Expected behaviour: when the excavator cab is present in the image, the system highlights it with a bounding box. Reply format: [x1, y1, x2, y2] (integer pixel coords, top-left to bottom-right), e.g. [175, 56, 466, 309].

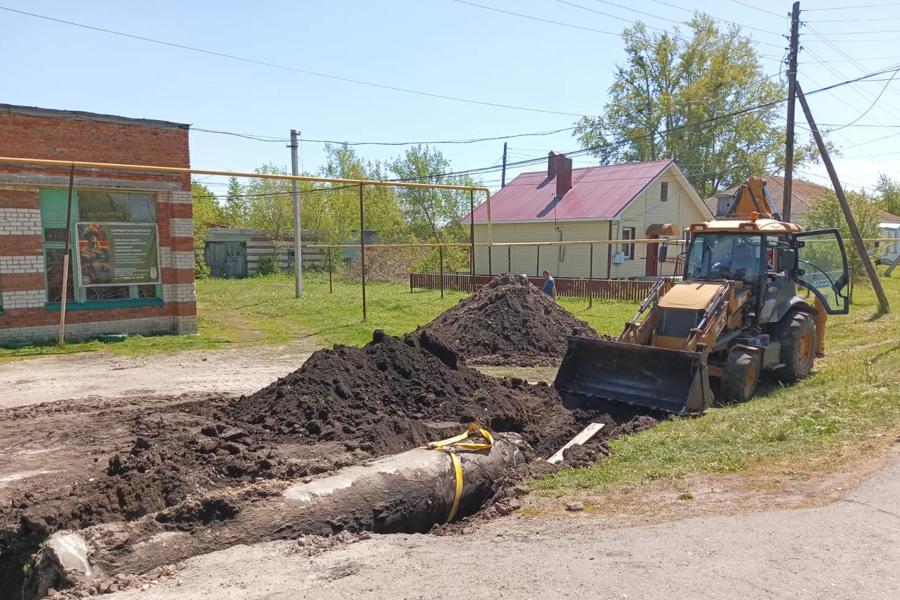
[555, 178, 851, 415]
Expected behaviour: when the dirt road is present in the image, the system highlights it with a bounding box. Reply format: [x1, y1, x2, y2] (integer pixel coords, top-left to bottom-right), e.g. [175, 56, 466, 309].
[105, 448, 900, 600]
[0, 342, 315, 410]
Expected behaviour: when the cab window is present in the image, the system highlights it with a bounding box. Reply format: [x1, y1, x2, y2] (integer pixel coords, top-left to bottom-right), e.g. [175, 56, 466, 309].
[685, 234, 764, 282]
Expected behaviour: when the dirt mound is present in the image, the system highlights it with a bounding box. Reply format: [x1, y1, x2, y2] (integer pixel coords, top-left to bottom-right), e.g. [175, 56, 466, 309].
[227, 329, 585, 457]
[421, 273, 601, 366]
[1, 329, 662, 598]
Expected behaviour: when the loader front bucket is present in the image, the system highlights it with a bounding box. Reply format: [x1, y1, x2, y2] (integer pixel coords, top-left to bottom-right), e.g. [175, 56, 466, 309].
[554, 336, 713, 415]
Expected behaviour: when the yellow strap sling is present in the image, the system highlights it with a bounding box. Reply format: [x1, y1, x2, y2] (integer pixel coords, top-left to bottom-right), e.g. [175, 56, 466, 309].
[424, 423, 494, 523]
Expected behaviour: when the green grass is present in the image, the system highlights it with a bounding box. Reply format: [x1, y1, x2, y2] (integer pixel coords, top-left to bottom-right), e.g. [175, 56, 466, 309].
[198, 273, 471, 347]
[535, 273, 900, 492]
[0, 273, 637, 360]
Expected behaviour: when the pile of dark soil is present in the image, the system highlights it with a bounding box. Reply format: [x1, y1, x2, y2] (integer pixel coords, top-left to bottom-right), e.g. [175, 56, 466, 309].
[227, 329, 652, 460]
[2, 328, 661, 599]
[421, 273, 602, 366]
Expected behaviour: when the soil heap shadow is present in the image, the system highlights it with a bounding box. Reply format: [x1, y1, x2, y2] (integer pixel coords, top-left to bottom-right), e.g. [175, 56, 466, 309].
[419, 273, 604, 366]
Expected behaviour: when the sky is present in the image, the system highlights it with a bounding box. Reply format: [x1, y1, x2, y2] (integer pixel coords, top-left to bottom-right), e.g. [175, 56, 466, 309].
[3, 0, 900, 198]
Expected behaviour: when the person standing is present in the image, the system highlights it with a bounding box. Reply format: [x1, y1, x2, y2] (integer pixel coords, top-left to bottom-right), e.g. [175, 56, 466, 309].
[541, 270, 557, 302]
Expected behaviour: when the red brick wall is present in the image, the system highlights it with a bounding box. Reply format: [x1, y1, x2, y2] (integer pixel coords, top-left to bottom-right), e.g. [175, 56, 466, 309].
[0, 108, 196, 341]
[0, 112, 190, 191]
[0, 301, 196, 329]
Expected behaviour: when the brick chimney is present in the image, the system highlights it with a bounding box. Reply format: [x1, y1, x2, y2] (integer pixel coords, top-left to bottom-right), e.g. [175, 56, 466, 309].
[555, 153, 573, 197]
[547, 151, 559, 179]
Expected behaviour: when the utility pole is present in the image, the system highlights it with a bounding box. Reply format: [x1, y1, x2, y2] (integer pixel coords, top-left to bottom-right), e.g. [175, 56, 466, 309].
[501, 141, 508, 188]
[796, 82, 890, 314]
[290, 129, 303, 298]
[783, 1, 801, 222]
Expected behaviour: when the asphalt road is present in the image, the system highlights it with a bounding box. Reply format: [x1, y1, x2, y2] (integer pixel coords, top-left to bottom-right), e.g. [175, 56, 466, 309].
[109, 447, 900, 600]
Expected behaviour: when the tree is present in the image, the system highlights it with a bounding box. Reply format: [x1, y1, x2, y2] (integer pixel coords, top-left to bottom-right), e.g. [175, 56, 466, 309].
[388, 145, 478, 272]
[191, 182, 223, 248]
[875, 173, 900, 216]
[574, 15, 815, 197]
[223, 176, 248, 226]
[244, 164, 294, 263]
[805, 190, 883, 283]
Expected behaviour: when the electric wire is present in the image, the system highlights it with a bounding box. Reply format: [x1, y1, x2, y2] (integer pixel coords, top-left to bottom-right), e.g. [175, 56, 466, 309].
[199, 66, 900, 199]
[0, 4, 590, 118]
[192, 126, 579, 146]
[449, 0, 619, 35]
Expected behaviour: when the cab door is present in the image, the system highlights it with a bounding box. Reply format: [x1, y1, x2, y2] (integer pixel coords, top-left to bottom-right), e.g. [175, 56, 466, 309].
[792, 229, 850, 314]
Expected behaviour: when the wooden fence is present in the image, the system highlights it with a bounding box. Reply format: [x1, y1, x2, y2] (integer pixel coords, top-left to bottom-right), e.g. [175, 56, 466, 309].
[409, 273, 654, 302]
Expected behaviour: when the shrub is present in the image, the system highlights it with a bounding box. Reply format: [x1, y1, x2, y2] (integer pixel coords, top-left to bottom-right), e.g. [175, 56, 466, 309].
[256, 255, 278, 276]
[194, 253, 211, 279]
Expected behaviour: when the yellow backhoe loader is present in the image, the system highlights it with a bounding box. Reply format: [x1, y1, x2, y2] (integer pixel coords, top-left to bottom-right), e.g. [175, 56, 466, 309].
[555, 177, 851, 414]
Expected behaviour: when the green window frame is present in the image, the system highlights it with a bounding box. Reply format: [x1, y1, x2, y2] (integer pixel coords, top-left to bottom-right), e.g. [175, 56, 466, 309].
[39, 188, 163, 310]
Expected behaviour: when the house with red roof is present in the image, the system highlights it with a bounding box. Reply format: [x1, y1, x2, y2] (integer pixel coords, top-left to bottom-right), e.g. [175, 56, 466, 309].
[467, 153, 711, 279]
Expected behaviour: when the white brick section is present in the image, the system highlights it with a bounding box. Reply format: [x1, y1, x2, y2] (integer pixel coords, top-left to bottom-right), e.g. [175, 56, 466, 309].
[0, 255, 44, 274]
[159, 246, 172, 269]
[169, 190, 191, 204]
[0, 208, 41, 236]
[176, 315, 198, 335]
[163, 283, 196, 303]
[170, 218, 193, 238]
[158, 248, 194, 270]
[1, 289, 46, 309]
[172, 250, 195, 270]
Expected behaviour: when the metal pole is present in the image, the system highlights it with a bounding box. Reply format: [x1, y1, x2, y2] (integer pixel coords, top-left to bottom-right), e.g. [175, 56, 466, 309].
[796, 82, 890, 314]
[536, 245, 540, 277]
[328, 249, 333, 294]
[501, 142, 508, 188]
[783, 1, 801, 221]
[290, 129, 303, 298]
[588, 243, 594, 309]
[507, 244, 512, 273]
[359, 184, 367, 321]
[606, 222, 614, 278]
[469, 189, 475, 276]
[58, 165, 75, 346]
[439, 245, 445, 299]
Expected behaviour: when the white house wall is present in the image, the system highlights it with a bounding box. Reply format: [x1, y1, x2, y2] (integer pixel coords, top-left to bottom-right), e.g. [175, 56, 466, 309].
[474, 221, 611, 278]
[612, 166, 708, 278]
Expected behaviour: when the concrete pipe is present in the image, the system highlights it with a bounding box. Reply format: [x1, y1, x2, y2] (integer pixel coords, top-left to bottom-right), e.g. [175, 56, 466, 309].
[24, 433, 526, 598]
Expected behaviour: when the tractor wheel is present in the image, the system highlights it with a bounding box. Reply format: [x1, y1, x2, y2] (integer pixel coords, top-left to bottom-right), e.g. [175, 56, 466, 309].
[775, 311, 817, 383]
[720, 348, 761, 403]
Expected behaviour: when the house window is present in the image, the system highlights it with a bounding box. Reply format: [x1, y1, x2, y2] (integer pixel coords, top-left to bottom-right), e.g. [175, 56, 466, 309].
[660, 182, 669, 202]
[621, 227, 636, 260]
[40, 189, 162, 306]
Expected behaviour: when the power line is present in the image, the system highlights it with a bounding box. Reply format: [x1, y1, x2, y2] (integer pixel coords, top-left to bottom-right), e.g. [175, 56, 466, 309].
[0, 4, 589, 118]
[647, 0, 786, 41]
[805, 2, 900, 11]
[192, 125, 578, 147]
[727, 0, 784, 19]
[201, 66, 900, 198]
[806, 16, 900, 22]
[555, 0, 649, 27]
[804, 24, 900, 123]
[823, 70, 900, 133]
[449, 0, 619, 35]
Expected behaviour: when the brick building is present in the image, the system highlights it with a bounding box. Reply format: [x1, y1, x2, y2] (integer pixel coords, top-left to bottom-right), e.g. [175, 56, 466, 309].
[0, 104, 196, 343]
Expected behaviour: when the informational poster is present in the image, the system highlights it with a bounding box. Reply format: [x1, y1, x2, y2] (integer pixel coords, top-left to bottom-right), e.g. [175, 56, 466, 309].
[75, 222, 160, 286]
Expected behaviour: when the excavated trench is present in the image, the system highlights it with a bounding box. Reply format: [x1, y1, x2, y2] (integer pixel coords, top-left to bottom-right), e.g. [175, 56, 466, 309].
[0, 276, 659, 599]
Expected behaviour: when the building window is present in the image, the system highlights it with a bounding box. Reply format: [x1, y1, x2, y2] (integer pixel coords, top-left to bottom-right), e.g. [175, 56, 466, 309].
[39, 189, 161, 306]
[621, 227, 636, 260]
[660, 182, 669, 202]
